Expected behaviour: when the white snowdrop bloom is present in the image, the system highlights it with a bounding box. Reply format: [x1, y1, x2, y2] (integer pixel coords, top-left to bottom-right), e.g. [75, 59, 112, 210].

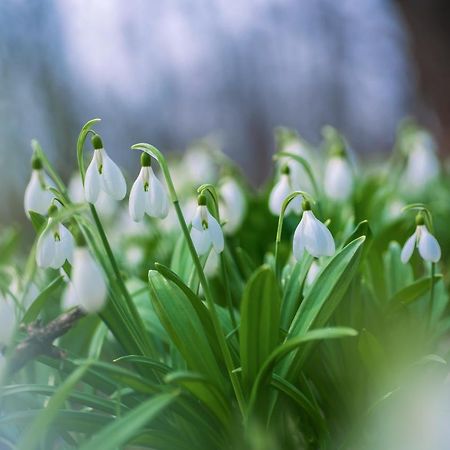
[191, 196, 224, 256]
[24, 157, 54, 217]
[63, 246, 107, 313]
[293, 201, 335, 260]
[324, 154, 353, 201]
[401, 215, 441, 264]
[129, 152, 169, 222]
[84, 134, 126, 204]
[219, 177, 246, 234]
[305, 259, 321, 286]
[0, 298, 15, 346]
[403, 132, 440, 191]
[184, 146, 218, 185]
[36, 208, 74, 269]
[269, 166, 302, 216]
[281, 140, 314, 193]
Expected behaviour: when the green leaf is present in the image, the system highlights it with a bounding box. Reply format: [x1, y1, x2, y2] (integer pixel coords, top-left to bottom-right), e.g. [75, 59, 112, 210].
[22, 276, 64, 324]
[78, 391, 178, 450]
[358, 329, 385, 374]
[387, 275, 442, 312]
[16, 362, 91, 450]
[240, 265, 280, 390]
[148, 270, 225, 387]
[282, 236, 366, 380]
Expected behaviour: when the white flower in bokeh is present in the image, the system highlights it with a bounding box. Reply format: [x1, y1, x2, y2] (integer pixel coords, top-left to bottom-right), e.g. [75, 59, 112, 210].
[324, 154, 353, 201]
[129, 152, 169, 221]
[36, 210, 74, 269]
[403, 131, 440, 191]
[293, 201, 335, 260]
[281, 139, 314, 193]
[84, 134, 126, 204]
[269, 166, 302, 216]
[24, 157, 54, 217]
[191, 196, 224, 256]
[305, 259, 321, 286]
[401, 216, 441, 264]
[219, 177, 246, 234]
[63, 246, 107, 313]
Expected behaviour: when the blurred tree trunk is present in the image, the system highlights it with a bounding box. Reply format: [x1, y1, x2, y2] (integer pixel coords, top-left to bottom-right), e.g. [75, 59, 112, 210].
[396, 0, 450, 154]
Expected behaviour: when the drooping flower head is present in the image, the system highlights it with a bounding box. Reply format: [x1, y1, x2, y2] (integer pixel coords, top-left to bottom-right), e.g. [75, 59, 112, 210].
[219, 177, 246, 234]
[323, 144, 353, 201]
[24, 156, 54, 217]
[84, 134, 127, 204]
[36, 204, 75, 270]
[190, 194, 224, 256]
[293, 200, 335, 260]
[269, 165, 302, 216]
[401, 212, 441, 264]
[129, 152, 169, 222]
[63, 242, 107, 313]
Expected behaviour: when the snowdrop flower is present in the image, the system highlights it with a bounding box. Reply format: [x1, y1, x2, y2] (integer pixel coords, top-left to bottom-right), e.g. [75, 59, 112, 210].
[63, 245, 107, 313]
[281, 139, 314, 193]
[269, 166, 302, 216]
[36, 205, 74, 269]
[401, 213, 441, 264]
[191, 195, 224, 256]
[84, 134, 126, 204]
[24, 156, 54, 217]
[129, 152, 169, 221]
[219, 177, 246, 234]
[293, 200, 335, 260]
[324, 148, 353, 201]
[402, 131, 439, 192]
[0, 297, 15, 346]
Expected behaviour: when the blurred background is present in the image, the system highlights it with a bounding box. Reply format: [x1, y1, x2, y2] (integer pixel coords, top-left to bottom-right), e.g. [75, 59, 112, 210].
[0, 0, 449, 223]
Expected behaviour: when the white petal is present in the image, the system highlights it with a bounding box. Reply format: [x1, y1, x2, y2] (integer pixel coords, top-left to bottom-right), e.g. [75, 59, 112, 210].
[71, 248, 107, 313]
[303, 211, 335, 257]
[50, 225, 74, 269]
[292, 216, 306, 261]
[0, 300, 15, 346]
[418, 226, 441, 263]
[100, 150, 127, 200]
[84, 155, 101, 203]
[269, 175, 292, 215]
[36, 228, 56, 268]
[220, 178, 246, 233]
[191, 227, 211, 256]
[324, 157, 353, 201]
[62, 282, 80, 310]
[207, 213, 224, 253]
[129, 172, 146, 222]
[24, 170, 53, 216]
[306, 260, 321, 286]
[191, 206, 206, 230]
[400, 232, 416, 264]
[147, 170, 169, 218]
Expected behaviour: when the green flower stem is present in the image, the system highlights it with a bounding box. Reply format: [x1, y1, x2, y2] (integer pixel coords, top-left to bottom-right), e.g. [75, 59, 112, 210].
[274, 191, 310, 280]
[197, 184, 237, 329]
[132, 143, 246, 416]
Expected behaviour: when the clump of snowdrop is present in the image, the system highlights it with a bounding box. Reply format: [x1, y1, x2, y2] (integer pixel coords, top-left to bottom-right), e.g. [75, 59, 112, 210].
[219, 177, 246, 234]
[323, 141, 353, 202]
[402, 131, 440, 192]
[401, 212, 441, 264]
[129, 152, 169, 222]
[24, 156, 54, 217]
[36, 205, 75, 269]
[84, 134, 127, 204]
[190, 195, 224, 256]
[63, 242, 107, 313]
[269, 165, 302, 216]
[293, 200, 335, 260]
